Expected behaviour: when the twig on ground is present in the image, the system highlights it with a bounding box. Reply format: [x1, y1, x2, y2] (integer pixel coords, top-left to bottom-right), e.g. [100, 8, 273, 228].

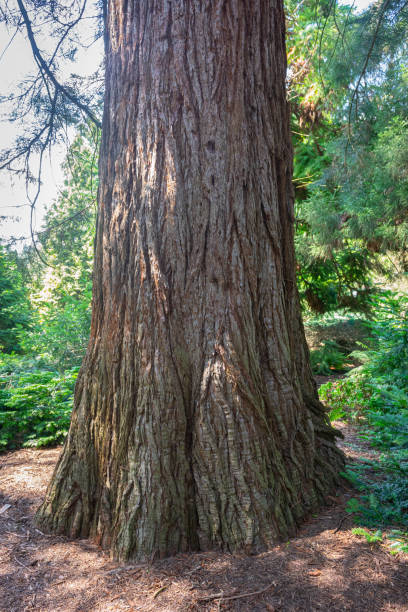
[334, 516, 348, 533]
[106, 564, 144, 575]
[184, 564, 202, 575]
[197, 582, 275, 603]
[35, 528, 45, 536]
[6, 531, 26, 538]
[13, 556, 33, 572]
[152, 585, 168, 599]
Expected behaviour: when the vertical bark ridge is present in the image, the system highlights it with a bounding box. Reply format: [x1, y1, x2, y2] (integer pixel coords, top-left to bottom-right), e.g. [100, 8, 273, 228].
[36, 0, 344, 560]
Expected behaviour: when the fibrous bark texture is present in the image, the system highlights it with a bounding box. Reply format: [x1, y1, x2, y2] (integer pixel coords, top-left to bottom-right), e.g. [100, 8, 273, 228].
[36, 0, 344, 560]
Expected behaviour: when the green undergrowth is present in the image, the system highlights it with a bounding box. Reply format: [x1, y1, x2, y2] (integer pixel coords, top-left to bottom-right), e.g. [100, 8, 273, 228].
[319, 292, 408, 555]
[310, 339, 349, 375]
[351, 528, 408, 555]
[305, 310, 370, 375]
[0, 355, 78, 450]
[342, 462, 408, 554]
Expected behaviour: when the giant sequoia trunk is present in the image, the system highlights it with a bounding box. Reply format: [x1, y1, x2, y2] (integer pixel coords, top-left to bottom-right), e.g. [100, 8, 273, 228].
[36, 0, 344, 560]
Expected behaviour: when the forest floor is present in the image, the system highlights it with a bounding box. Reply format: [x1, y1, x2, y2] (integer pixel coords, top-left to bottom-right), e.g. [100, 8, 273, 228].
[1, 423, 407, 612]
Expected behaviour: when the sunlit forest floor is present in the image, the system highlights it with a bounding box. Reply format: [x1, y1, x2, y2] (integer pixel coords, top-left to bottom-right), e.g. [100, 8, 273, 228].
[1, 420, 407, 612]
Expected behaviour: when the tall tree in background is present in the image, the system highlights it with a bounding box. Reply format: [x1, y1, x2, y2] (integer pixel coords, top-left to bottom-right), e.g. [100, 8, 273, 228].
[0, 246, 30, 353]
[287, 0, 408, 313]
[35, 0, 344, 560]
[21, 125, 98, 370]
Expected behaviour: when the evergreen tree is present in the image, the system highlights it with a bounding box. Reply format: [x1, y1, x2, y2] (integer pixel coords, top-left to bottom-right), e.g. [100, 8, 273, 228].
[21, 124, 98, 369]
[0, 246, 30, 353]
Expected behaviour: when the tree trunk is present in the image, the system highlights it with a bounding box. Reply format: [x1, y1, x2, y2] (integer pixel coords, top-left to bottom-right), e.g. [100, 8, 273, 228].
[36, 0, 344, 560]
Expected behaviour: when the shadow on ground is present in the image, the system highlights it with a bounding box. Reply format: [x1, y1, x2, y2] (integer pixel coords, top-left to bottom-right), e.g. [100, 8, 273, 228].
[1, 443, 407, 611]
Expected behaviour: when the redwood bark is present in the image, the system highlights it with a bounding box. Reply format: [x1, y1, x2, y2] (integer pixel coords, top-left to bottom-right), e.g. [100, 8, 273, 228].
[36, 0, 344, 560]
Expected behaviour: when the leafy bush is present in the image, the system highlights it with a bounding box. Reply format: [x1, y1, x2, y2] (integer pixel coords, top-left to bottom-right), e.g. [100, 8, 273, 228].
[351, 527, 383, 544]
[320, 375, 371, 421]
[0, 247, 31, 353]
[351, 528, 408, 555]
[344, 468, 408, 529]
[321, 292, 408, 433]
[306, 312, 368, 376]
[20, 293, 92, 371]
[320, 292, 408, 545]
[310, 339, 347, 375]
[0, 361, 78, 450]
[0, 127, 94, 449]
[16, 125, 96, 372]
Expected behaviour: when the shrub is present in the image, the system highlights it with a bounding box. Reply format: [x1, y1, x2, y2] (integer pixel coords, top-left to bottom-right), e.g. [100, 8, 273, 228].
[310, 339, 348, 375]
[0, 363, 78, 450]
[320, 292, 408, 545]
[320, 291, 408, 439]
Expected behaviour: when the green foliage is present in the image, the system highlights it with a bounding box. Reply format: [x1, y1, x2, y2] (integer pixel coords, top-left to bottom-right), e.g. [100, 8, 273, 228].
[39, 123, 98, 273]
[351, 528, 383, 544]
[287, 0, 408, 313]
[306, 311, 369, 376]
[296, 233, 373, 313]
[344, 469, 408, 529]
[310, 339, 347, 375]
[320, 375, 372, 421]
[322, 292, 408, 430]
[312, 117, 408, 255]
[20, 123, 98, 370]
[20, 290, 92, 370]
[321, 292, 408, 551]
[0, 124, 96, 450]
[387, 531, 408, 555]
[0, 356, 78, 450]
[352, 527, 408, 554]
[0, 246, 31, 353]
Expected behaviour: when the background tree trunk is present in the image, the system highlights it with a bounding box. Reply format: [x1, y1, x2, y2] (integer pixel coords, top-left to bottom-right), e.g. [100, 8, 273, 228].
[36, 0, 344, 560]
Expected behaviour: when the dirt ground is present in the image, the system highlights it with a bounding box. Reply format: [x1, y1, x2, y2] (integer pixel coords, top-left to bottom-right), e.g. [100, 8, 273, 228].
[1, 424, 407, 612]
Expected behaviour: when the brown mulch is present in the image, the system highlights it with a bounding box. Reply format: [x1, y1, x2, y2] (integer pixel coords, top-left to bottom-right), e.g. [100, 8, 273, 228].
[1, 427, 407, 612]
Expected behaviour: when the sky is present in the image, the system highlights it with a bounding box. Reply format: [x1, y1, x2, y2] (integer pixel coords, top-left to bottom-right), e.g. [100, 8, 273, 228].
[0, 0, 374, 247]
[0, 3, 103, 246]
